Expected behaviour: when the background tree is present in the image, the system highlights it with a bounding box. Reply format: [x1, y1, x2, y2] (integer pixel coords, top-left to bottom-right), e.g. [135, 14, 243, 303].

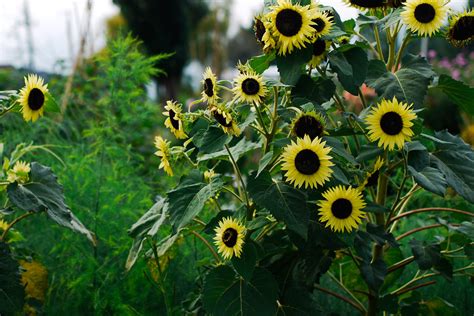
[112, 0, 208, 100]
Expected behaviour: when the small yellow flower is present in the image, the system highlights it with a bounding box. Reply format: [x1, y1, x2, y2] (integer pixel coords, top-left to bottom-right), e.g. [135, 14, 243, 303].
[359, 157, 385, 189]
[201, 67, 219, 105]
[210, 106, 241, 136]
[213, 217, 246, 260]
[154, 136, 173, 176]
[0, 220, 8, 231]
[18, 74, 49, 122]
[163, 100, 187, 139]
[365, 97, 417, 151]
[318, 185, 366, 233]
[7, 161, 31, 184]
[461, 124, 474, 147]
[19, 260, 49, 302]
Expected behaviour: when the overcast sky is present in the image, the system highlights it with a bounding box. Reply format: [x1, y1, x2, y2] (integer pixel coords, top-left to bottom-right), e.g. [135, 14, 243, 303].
[0, 0, 467, 72]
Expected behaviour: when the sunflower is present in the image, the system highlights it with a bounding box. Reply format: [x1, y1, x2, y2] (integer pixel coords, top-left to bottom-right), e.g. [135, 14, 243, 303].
[18, 74, 49, 122]
[447, 10, 474, 47]
[233, 70, 267, 104]
[308, 38, 330, 68]
[213, 217, 246, 260]
[318, 185, 366, 233]
[154, 136, 173, 176]
[311, 10, 333, 38]
[254, 16, 276, 53]
[211, 106, 241, 136]
[201, 67, 219, 105]
[401, 0, 448, 37]
[281, 135, 334, 189]
[338, 36, 351, 45]
[163, 100, 187, 139]
[7, 161, 31, 184]
[360, 157, 385, 189]
[344, 0, 387, 10]
[0, 220, 8, 231]
[365, 97, 417, 151]
[265, 0, 317, 55]
[291, 111, 326, 140]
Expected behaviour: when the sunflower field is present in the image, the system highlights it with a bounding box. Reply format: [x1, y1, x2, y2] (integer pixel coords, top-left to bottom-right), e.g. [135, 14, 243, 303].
[1, 0, 474, 315]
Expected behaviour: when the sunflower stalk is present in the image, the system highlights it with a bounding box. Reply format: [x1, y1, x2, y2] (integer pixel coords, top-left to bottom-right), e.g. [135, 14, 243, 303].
[0, 211, 35, 241]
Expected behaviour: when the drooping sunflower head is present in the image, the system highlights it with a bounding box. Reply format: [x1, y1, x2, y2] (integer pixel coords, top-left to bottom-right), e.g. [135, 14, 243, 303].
[318, 185, 366, 233]
[447, 10, 474, 47]
[308, 37, 331, 68]
[281, 135, 334, 189]
[211, 106, 241, 136]
[233, 70, 267, 104]
[401, 0, 448, 37]
[266, 0, 317, 55]
[163, 100, 187, 139]
[7, 161, 31, 184]
[291, 111, 326, 140]
[213, 217, 246, 260]
[254, 15, 277, 53]
[201, 67, 219, 105]
[360, 156, 385, 189]
[344, 0, 387, 10]
[154, 136, 173, 176]
[18, 74, 49, 122]
[338, 36, 351, 45]
[311, 10, 333, 38]
[365, 97, 417, 151]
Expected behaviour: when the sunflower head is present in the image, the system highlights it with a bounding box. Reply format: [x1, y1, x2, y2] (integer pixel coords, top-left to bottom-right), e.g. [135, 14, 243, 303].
[211, 106, 241, 136]
[291, 111, 326, 140]
[213, 217, 246, 260]
[318, 185, 366, 233]
[360, 157, 385, 189]
[447, 10, 474, 47]
[163, 100, 187, 139]
[201, 67, 219, 105]
[18, 74, 49, 122]
[338, 36, 351, 45]
[233, 70, 267, 104]
[309, 38, 331, 68]
[266, 0, 317, 55]
[7, 161, 31, 184]
[154, 136, 173, 176]
[365, 97, 417, 151]
[401, 0, 448, 37]
[311, 10, 333, 38]
[344, 0, 387, 10]
[281, 135, 334, 189]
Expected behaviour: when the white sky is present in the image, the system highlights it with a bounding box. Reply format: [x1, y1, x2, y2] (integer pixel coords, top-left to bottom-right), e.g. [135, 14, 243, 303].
[0, 0, 467, 72]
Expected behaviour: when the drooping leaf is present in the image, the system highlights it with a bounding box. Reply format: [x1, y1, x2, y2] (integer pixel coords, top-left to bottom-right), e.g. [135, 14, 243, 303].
[408, 166, 447, 197]
[257, 151, 274, 177]
[329, 46, 368, 95]
[203, 266, 279, 316]
[7, 162, 94, 243]
[198, 138, 260, 162]
[193, 124, 231, 154]
[276, 46, 312, 85]
[232, 241, 258, 281]
[167, 173, 223, 230]
[292, 75, 336, 105]
[248, 171, 309, 239]
[44, 92, 61, 113]
[366, 223, 399, 248]
[409, 239, 453, 279]
[0, 242, 25, 315]
[360, 259, 387, 291]
[249, 52, 276, 74]
[419, 297, 458, 316]
[436, 74, 474, 115]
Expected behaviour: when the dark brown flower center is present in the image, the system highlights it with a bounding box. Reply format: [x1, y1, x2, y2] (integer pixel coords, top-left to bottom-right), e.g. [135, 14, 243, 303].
[204, 78, 214, 97]
[28, 88, 45, 111]
[254, 18, 265, 43]
[380, 111, 403, 136]
[449, 15, 474, 41]
[414, 3, 436, 24]
[295, 149, 320, 175]
[331, 198, 353, 219]
[312, 18, 326, 33]
[294, 115, 324, 140]
[168, 109, 180, 130]
[350, 0, 386, 8]
[222, 228, 238, 247]
[366, 170, 379, 187]
[213, 110, 233, 127]
[312, 38, 327, 56]
[276, 9, 303, 37]
[242, 78, 260, 96]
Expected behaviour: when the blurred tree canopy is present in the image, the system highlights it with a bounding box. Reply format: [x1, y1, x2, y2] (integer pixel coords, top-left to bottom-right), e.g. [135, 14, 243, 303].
[112, 0, 208, 99]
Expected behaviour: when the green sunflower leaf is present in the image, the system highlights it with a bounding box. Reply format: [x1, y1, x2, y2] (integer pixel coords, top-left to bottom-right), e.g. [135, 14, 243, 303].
[328, 46, 368, 95]
[197, 138, 260, 162]
[167, 172, 224, 230]
[203, 265, 279, 316]
[257, 150, 274, 177]
[44, 92, 61, 113]
[292, 75, 336, 105]
[276, 46, 313, 86]
[232, 241, 258, 281]
[436, 74, 474, 116]
[365, 55, 434, 108]
[249, 52, 276, 74]
[0, 242, 25, 315]
[248, 170, 309, 239]
[360, 259, 387, 292]
[6, 162, 94, 243]
[409, 240, 453, 280]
